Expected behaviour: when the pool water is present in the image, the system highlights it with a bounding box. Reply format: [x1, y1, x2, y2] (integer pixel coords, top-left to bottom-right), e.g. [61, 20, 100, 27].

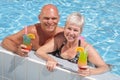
[0, 0, 120, 75]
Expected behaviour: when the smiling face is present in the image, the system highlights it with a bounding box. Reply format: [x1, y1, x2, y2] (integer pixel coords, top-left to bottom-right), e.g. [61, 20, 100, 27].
[64, 12, 84, 43]
[64, 23, 81, 42]
[39, 4, 60, 32]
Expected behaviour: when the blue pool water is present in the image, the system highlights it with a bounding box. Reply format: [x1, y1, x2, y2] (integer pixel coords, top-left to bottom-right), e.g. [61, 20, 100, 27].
[0, 0, 120, 76]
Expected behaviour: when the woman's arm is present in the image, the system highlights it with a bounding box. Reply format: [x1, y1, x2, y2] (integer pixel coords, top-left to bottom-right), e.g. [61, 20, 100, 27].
[80, 40, 110, 76]
[87, 44, 110, 75]
[36, 38, 56, 61]
[36, 38, 58, 71]
[36, 33, 65, 71]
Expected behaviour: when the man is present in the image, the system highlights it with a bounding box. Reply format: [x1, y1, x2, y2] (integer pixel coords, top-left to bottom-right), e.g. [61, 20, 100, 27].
[1, 4, 63, 57]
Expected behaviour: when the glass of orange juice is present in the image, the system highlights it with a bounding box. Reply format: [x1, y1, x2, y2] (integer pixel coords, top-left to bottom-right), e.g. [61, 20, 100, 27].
[76, 47, 88, 70]
[23, 33, 35, 51]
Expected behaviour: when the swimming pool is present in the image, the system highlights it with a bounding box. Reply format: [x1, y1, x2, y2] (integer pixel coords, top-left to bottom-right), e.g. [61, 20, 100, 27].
[0, 0, 120, 76]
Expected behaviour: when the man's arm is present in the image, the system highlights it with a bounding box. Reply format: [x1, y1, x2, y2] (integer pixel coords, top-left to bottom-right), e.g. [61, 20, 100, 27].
[1, 33, 22, 53]
[1, 28, 30, 56]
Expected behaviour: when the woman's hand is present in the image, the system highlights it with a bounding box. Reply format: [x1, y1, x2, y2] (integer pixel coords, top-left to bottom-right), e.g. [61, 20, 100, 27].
[78, 66, 91, 76]
[46, 60, 58, 71]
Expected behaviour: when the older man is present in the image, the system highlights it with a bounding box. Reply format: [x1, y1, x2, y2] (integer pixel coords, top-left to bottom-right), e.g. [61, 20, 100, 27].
[1, 4, 63, 57]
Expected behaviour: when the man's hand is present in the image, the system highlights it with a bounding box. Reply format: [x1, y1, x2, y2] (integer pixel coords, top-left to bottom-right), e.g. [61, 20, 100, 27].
[17, 44, 30, 57]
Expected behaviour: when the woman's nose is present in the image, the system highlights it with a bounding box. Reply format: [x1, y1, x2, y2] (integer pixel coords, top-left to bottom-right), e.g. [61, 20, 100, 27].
[69, 30, 74, 35]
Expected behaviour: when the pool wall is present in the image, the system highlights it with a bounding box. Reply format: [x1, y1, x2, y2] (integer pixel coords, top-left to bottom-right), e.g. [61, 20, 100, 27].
[0, 0, 120, 76]
[0, 46, 120, 80]
[0, 46, 86, 80]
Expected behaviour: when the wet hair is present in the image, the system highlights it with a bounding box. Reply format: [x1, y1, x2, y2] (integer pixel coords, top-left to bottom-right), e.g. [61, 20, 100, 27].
[65, 12, 84, 32]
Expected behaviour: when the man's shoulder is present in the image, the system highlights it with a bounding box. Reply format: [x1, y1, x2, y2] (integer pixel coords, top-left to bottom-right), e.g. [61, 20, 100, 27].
[54, 32, 65, 44]
[27, 24, 36, 28]
[56, 26, 64, 34]
[27, 24, 38, 33]
[54, 32, 64, 38]
[27, 23, 40, 27]
[57, 26, 64, 30]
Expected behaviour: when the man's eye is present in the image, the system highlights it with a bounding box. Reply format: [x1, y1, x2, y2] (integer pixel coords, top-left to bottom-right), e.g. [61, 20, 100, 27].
[44, 17, 49, 20]
[52, 18, 57, 20]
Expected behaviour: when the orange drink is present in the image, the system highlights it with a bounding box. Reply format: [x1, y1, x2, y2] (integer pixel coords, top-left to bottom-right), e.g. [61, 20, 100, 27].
[76, 47, 87, 70]
[23, 33, 35, 51]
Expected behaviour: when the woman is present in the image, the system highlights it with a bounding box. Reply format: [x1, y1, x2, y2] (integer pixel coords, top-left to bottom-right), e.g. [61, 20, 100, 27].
[36, 12, 110, 76]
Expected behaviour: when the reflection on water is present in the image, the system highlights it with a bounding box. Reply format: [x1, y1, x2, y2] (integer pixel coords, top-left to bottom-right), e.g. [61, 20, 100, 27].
[0, 0, 120, 75]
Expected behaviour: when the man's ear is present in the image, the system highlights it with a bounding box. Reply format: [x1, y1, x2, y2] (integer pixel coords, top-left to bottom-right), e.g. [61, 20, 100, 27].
[38, 14, 41, 20]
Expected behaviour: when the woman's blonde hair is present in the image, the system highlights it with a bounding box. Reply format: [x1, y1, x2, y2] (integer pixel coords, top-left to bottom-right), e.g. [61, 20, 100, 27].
[65, 12, 84, 32]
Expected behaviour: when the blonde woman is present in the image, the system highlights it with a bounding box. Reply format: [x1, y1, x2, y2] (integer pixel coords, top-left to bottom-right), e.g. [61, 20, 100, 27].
[36, 12, 110, 76]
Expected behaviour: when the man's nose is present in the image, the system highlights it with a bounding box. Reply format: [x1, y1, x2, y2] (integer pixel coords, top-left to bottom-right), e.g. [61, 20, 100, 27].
[48, 19, 53, 24]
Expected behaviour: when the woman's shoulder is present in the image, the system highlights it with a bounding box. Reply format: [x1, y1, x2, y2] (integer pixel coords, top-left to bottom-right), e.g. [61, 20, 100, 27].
[56, 26, 64, 31]
[80, 36, 90, 48]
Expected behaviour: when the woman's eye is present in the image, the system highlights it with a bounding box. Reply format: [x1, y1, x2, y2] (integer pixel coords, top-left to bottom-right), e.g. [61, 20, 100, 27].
[74, 29, 79, 32]
[67, 27, 71, 30]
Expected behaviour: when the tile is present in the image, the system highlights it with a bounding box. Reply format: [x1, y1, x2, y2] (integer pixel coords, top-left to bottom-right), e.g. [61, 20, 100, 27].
[2, 51, 15, 80]
[14, 55, 27, 80]
[27, 59, 43, 80]
[2, 77, 12, 80]
[39, 66, 53, 80]
[52, 69, 71, 80]
[51, 67, 81, 80]
[0, 51, 3, 75]
[0, 75, 2, 80]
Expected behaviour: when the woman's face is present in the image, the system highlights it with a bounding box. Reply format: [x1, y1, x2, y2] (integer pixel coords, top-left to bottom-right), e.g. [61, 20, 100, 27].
[64, 23, 81, 42]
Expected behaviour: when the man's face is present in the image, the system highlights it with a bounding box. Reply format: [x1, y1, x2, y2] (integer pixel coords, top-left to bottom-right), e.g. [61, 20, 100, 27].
[39, 8, 59, 32]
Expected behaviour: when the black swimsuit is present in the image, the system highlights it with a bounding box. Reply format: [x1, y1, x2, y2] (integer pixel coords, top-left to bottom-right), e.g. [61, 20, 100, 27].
[49, 40, 81, 64]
